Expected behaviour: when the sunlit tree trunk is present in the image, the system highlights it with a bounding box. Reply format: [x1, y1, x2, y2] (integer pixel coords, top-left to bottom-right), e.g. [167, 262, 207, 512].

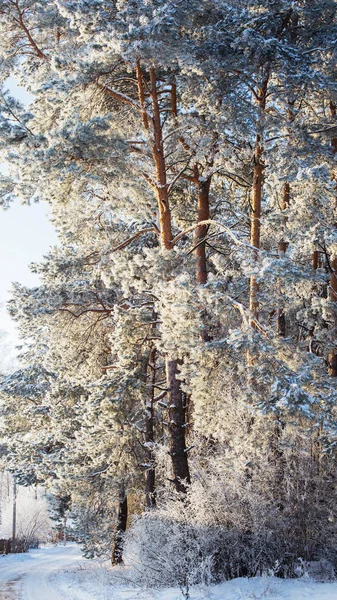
[249, 134, 264, 328]
[149, 67, 173, 250]
[139, 65, 190, 493]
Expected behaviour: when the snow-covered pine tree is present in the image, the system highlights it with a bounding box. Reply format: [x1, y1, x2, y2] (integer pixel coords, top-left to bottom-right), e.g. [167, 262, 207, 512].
[1, 0, 337, 579]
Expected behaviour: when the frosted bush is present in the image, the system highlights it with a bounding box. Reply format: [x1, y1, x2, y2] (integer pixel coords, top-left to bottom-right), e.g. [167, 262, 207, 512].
[124, 448, 337, 588]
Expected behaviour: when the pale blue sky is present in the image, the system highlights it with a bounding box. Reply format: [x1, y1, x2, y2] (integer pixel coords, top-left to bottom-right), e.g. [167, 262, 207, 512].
[0, 78, 57, 345]
[0, 200, 57, 340]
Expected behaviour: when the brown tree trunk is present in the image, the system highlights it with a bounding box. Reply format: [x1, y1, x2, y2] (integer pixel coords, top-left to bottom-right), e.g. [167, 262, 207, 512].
[248, 65, 270, 331]
[249, 135, 263, 327]
[166, 360, 190, 494]
[278, 182, 290, 253]
[111, 488, 128, 565]
[149, 67, 173, 250]
[312, 250, 319, 271]
[148, 67, 190, 493]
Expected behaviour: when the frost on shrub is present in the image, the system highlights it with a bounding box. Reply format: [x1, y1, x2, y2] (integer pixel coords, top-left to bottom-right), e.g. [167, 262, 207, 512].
[124, 447, 337, 588]
[124, 504, 215, 590]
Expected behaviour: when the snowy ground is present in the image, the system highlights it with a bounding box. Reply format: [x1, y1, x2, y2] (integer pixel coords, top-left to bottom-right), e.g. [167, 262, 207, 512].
[0, 544, 337, 600]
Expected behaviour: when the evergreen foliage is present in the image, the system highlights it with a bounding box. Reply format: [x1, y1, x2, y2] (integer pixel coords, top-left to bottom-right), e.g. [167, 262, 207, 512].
[0, 0, 337, 582]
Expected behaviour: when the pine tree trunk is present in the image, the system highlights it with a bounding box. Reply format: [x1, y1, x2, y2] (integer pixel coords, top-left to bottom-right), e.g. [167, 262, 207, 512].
[312, 251, 324, 467]
[307, 253, 320, 354]
[149, 67, 173, 250]
[272, 180, 292, 497]
[110, 66, 188, 493]
[166, 359, 190, 494]
[195, 176, 211, 341]
[277, 182, 290, 336]
[249, 67, 270, 330]
[329, 256, 337, 375]
[148, 67, 190, 493]
[111, 488, 128, 565]
[249, 135, 263, 327]
[145, 347, 156, 508]
[195, 179, 211, 285]
[328, 100, 337, 376]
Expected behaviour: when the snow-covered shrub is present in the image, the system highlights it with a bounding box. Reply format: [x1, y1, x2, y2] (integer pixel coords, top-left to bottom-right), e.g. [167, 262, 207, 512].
[124, 502, 216, 590]
[124, 433, 337, 588]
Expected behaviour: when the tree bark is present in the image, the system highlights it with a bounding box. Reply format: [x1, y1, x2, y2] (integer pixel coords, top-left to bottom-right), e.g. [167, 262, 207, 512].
[149, 67, 173, 250]
[248, 61, 272, 334]
[145, 347, 157, 508]
[249, 135, 263, 327]
[247, 52, 272, 332]
[328, 100, 337, 375]
[312, 250, 319, 271]
[277, 182, 290, 336]
[195, 178, 211, 286]
[111, 488, 128, 565]
[273, 180, 291, 493]
[166, 359, 190, 494]
[147, 66, 190, 493]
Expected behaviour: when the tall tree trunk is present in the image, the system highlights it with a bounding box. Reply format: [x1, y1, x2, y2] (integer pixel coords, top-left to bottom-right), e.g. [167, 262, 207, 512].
[328, 100, 337, 376]
[247, 69, 269, 371]
[249, 134, 263, 327]
[248, 60, 276, 331]
[111, 487, 128, 565]
[147, 66, 190, 492]
[195, 175, 212, 342]
[195, 178, 211, 286]
[149, 67, 173, 250]
[273, 182, 291, 489]
[145, 346, 157, 508]
[309, 250, 324, 467]
[277, 182, 290, 336]
[328, 258, 337, 375]
[249, 13, 294, 328]
[166, 360, 190, 494]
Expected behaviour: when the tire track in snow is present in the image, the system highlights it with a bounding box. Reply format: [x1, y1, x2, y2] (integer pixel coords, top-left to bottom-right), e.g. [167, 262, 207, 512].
[0, 544, 87, 600]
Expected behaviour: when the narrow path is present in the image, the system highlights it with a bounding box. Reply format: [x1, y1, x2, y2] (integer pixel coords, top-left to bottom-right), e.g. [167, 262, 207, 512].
[0, 544, 87, 600]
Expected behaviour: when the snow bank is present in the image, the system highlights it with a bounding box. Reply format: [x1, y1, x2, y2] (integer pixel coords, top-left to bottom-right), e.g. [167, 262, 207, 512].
[52, 561, 337, 600]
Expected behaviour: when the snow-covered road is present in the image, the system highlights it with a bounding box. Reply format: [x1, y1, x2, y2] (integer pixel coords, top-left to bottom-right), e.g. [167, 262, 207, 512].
[0, 544, 87, 600]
